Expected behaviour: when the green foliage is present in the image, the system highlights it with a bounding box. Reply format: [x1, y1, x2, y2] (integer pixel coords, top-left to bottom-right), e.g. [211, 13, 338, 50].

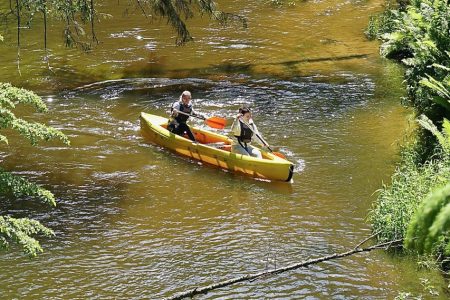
[419, 70, 450, 112]
[417, 114, 450, 153]
[394, 292, 416, 300]
[369, 135, 450, 242]
[0, 169, 56, 207]
[395, 277, 442, 299]
[0, 216, 54, 257]
[365, 8, 398, 40]
[369, 0, 450, 117]
[427, 203, 450, 254]
[0, 82, 70, 146]
[369, 1, 450, 273]
[0, 82, 69, 257]
[373, 115, 450, 262]
[404, 183, 450, 256]
[4, 0, 98, 50]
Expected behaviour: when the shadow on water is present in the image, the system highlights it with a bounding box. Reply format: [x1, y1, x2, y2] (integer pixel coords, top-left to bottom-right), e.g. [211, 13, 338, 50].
[34, 53, 374, 92]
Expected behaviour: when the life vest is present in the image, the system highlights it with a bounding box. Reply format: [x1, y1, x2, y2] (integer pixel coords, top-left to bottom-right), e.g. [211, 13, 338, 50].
[172, 101, 192, 124]
[236, 120, 253, 144]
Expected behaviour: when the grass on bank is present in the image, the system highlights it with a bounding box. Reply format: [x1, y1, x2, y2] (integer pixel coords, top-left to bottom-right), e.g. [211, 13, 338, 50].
[366, 0, 450, 267]
[369, 130, 450, 242]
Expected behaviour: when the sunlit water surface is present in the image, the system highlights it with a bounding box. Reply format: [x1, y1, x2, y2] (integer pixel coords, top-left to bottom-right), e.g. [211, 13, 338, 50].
[0, 0, 448, 299]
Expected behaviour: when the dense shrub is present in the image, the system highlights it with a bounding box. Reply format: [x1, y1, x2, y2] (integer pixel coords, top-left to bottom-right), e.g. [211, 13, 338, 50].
[367, 0, 450, 118]
[369, 137, 450, 242]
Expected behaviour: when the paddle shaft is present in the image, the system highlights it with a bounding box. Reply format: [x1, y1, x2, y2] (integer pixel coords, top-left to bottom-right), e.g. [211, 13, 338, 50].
[172, 109, 226, 129]
[173, 109, 205, 120]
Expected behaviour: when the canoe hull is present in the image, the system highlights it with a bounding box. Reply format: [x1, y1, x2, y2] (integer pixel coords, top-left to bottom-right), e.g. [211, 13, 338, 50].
[139, 112, 294, 182]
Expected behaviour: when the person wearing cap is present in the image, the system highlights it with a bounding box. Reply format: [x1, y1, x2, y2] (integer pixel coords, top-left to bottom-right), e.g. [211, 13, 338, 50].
[168, 91, 203, 142]
[230, 107, 265, 159]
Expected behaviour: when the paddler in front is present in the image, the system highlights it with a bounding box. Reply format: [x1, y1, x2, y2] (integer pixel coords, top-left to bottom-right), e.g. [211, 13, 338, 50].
[168, 91, 205, 142]
[230, 106, 267, 159]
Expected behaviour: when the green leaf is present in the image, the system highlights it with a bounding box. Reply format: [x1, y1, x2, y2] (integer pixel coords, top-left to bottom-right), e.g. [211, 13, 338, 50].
[420, 76, 450, 100]
[431, 63, 450, 71]
[424, 202, 450, 253]
[0, 83, 48, 112]
[0, 169, 56, 206]
[0, 216, 54, 257]
[0, 82, 70, 146]
[417, 115, 450, 153]
[405, 183, 450, 254]
[0, 134, 8, 145]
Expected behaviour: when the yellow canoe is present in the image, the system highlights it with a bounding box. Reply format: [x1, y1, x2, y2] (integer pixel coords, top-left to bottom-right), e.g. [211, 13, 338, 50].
[139, 112, 294, 182]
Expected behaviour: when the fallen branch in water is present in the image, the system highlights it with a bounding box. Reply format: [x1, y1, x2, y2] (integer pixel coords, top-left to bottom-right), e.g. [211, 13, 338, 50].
[166, 237, 403, 300]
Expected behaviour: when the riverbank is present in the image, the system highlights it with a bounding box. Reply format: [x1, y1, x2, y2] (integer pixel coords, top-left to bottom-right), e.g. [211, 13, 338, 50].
[368, 0, 450, 274]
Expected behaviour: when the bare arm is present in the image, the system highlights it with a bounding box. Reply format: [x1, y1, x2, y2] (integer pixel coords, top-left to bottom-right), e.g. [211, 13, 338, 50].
[171, 102, 181, 117]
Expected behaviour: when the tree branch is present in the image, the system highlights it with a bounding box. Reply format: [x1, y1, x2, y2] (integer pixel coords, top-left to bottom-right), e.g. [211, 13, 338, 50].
[166, 238, 404, 300]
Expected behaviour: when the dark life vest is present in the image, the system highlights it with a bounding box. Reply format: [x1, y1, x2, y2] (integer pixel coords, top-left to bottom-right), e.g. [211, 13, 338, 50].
[172, 101, 192, 124]
[235, 120, 253, 144]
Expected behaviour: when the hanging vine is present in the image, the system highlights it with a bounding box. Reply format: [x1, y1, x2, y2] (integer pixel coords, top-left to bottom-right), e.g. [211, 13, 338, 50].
[1, 0, 246, 71]
[15, 0, 21, 75]
[41, 0, 52, 69]
[90, 0, 98, 44]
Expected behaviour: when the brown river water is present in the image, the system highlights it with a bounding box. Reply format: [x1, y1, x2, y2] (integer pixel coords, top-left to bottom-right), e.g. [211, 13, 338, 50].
[0, 0, 448, 298]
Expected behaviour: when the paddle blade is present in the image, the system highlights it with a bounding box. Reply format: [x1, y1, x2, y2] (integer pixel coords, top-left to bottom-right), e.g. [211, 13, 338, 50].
[205, 116, 226, 129]
[273, 151, 286, 159]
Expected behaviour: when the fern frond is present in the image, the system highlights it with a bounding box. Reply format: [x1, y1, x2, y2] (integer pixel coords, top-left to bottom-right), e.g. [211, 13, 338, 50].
[442, 119, 450, 140]
[417, 115, 450, 152]
[424, 203, 450, 254]
[405, 183, 450, 254]
[420, 75, 450, 100]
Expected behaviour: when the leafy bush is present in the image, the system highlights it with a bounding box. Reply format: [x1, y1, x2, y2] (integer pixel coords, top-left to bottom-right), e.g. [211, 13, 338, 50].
[365, 7, 398, 41]
[417, 114, 450, 152]
[368, 0, 450, 118]
[370, 114, 450, 267]
[403, 115, 450, 257]
[369, 138, 450, 242]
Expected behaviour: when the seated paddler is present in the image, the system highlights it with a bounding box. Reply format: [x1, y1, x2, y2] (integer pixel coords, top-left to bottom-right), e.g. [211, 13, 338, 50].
[168, 90, 205, 142]
[230, 106, 267, 159]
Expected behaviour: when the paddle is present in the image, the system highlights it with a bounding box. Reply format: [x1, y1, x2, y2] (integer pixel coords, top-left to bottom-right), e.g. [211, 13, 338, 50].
[174, 110, 226, 129]
[174, 110, 286, 159]
[238, 118, 287, 159]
